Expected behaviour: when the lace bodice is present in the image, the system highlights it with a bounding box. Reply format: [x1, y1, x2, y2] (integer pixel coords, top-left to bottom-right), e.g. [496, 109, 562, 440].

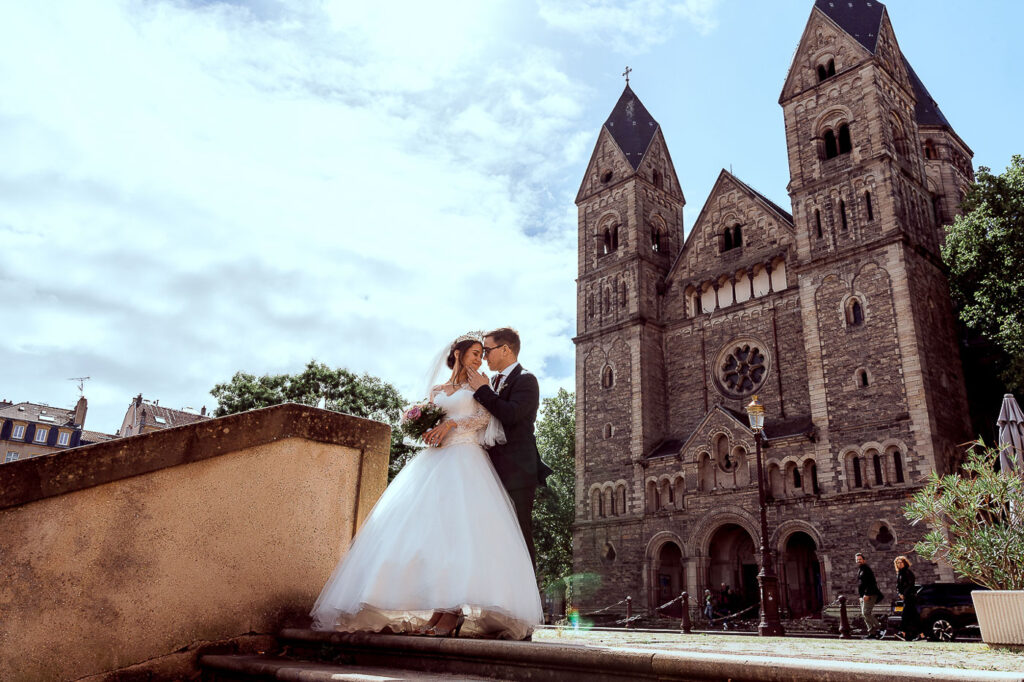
[430, 384, 491, 446]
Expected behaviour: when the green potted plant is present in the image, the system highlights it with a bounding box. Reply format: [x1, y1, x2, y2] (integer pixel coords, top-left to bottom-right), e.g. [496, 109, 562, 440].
[904, 440, 1024, 645]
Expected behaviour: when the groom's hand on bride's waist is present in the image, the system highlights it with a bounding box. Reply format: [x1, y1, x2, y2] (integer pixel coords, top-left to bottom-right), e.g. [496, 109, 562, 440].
[465, 367, 489, 391]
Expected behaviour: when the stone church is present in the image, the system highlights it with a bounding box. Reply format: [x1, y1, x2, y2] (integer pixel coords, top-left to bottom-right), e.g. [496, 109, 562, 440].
[572, 0, 976, 619]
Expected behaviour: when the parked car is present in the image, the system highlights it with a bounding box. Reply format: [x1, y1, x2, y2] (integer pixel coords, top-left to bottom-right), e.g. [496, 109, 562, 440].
[889, 582, 987, 641]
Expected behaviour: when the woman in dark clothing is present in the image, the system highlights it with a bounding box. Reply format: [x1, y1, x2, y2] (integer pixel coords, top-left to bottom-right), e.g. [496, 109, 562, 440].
[894, 555, 921, 640]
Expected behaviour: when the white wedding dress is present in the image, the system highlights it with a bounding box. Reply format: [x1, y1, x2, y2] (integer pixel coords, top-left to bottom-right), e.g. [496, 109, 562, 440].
[310, 384, 543, 639]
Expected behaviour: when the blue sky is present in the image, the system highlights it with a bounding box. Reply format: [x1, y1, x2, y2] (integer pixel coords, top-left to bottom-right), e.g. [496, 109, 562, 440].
[1, 0, 1021, 435]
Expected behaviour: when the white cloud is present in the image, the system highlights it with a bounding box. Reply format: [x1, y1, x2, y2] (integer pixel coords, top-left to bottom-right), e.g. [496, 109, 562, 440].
[0, 0, 588, 431]
[537, 0, 719, 52]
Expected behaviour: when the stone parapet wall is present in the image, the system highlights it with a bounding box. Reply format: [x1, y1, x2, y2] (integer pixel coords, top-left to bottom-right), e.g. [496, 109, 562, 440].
[0, 403, 390, 681]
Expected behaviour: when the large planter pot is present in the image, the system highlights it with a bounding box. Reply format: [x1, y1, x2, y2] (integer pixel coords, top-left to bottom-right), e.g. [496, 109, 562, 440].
[972, 590, 1024, 645]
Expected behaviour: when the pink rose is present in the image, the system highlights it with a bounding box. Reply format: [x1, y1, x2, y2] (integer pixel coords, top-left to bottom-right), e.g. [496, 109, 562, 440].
[405, 406, 422, 420]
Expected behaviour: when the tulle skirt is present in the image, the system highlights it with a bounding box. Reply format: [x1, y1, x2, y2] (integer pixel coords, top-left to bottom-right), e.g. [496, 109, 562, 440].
[310, 441, 543, 640]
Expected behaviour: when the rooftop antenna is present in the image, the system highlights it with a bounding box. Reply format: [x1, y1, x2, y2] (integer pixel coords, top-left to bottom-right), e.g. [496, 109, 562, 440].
[68, 377, 91, 397]
[622, 66, 632, 85]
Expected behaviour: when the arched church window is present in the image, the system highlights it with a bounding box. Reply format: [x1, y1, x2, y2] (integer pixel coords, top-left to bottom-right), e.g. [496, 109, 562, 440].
[847, 298, 864, 327]
[853, 456, 864, 488]
[723, 228, 733, 251]
[824, 130, 838, 159]
[603, 423, 613, 439]
[793, 466, 802, 490]
[817, 64, 827, 82]
[816, 59, 836, 82]
[815, 209, 823, 238]
[809, 461, 820, 495]
[924, 140, 936, 160]
[839, 200, 848, 230]
[653, 169, 663, 189]
[873, 452, 884, 486]
[652, 228, 663, 252]
[858, 369, 869, 388]
[865, 191, 874, 221]
[603, 229, 612, 255]
[838, 124, 852, 154]
[601, 365, 614, 389]
[892, 448, 905, 483]
[601, 170, 613, 183]
[733, 224, 743, 248]
[611, 226, 619, 250]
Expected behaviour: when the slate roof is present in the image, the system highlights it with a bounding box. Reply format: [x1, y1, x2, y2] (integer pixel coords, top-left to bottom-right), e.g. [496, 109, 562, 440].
[0, 402, 75, 426]
[814, 0, 885, 54]
[604, 85, 659, 170]
[81, 430, 117, 444]
[903, 58, 951, 128]
[138, 402, 209, 430]
[815, 0, 952, 129]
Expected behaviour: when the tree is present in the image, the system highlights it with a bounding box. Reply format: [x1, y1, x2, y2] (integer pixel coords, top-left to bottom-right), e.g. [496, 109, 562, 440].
[942, 155, 1024, 391]
[532, 388, 575, 593]
[211, 360, 416, 480]
[904, 440, 1024, 590]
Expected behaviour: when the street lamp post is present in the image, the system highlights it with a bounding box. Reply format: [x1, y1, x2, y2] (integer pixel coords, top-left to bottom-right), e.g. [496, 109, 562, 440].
[746, 395, 785, 637]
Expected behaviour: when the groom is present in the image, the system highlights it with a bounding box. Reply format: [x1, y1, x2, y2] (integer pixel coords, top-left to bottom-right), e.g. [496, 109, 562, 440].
[466, 327, 553, 566]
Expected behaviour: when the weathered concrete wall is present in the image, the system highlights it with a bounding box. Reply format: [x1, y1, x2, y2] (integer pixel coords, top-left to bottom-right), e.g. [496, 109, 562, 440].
[0, 403, 390, 681]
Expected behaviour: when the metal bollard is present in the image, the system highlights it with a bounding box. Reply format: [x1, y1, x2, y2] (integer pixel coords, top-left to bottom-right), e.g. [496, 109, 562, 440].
[625, 596, 633, 629]
[838, 595, 852, 639]
[681, 592, 692, 634]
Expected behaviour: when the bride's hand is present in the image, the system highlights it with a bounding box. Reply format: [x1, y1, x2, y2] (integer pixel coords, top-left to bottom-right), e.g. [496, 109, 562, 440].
[424, 420, 454, 447]
[465, 367, 489, 390]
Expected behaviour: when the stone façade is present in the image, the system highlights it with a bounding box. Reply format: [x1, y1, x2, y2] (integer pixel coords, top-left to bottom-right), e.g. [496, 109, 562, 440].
[573, 0, 974, 621]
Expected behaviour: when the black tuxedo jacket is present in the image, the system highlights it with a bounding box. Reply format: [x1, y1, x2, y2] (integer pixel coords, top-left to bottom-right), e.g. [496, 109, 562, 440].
[473, 364, 554, 491]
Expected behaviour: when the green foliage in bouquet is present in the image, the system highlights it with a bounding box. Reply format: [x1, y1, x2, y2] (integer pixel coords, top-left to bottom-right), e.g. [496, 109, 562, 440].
[400, 403, 446, 441]
[904, 440, 1024, 590]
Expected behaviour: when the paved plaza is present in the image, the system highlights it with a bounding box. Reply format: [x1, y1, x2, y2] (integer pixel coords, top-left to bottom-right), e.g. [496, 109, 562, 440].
[534, 627, 1024, 674]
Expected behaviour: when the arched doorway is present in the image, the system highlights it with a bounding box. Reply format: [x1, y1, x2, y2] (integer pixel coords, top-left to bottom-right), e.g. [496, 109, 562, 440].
[654, 542, 684, 617]
[782, 532, 823, 617]
[707, 524, 758, 615]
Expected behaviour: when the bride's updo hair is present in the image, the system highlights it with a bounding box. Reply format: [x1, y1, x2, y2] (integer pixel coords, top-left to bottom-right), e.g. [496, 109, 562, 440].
[447, 336, 481, 369]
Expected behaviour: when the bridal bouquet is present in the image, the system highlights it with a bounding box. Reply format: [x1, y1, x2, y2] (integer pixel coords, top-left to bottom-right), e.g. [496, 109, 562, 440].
[400, 402, 446, 441]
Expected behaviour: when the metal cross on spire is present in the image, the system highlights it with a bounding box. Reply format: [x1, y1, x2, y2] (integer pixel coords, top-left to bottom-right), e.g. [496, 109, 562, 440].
[622, 66, 632, 85]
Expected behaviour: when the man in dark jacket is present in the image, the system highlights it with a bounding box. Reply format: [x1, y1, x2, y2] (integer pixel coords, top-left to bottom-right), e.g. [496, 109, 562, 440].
[467, 327, 553, 567]
[856, 552, 885, 638]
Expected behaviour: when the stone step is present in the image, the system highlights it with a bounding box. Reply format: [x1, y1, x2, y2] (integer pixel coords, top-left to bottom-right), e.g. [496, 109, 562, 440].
[270, 628, 1024, 682]
[200, 654, 500, 681]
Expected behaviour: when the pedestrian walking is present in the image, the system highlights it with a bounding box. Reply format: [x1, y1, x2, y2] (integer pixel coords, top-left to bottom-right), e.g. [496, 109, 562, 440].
[893, 555, 921, 640]
[856, 552, 885, 639]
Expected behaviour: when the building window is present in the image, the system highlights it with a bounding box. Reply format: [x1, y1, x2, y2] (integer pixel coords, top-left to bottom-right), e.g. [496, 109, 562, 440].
[824, 130, 838, 159]
[873, 453, 884, 485]
[853, 456, 864, 488]
[653, 169, 663, 189]
[652, 228, 663, 252]
[846, 298, 865, 326]
[793, 467, 802, 489]
[858, 369, 869, 387]
[723, 228, 733, 251]
[603, 423, 613, 439]
[601, 170, 613, 183]
[816, 58, 836, 82]
[5, 452, 18, 463]
[893, 450, 905, 483]
[810, 462, 820, 494]
[58, 431, 71, 446]
[815, 209, 823, 238]
[923, 140, 936, 160]
[717, 342, 768, 398]
[839, 200, 848, 230]
[838, 124, 852, 154]
[601, 365, 614, 389]
[34, 428, 48, 444]
[602, 226, 619, 255]
[865, 191, 873, 221]
[12, 425, 25, 440]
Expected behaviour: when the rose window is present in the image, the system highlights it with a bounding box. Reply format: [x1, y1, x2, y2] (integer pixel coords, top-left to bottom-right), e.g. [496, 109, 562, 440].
[718, 343, 767, 397]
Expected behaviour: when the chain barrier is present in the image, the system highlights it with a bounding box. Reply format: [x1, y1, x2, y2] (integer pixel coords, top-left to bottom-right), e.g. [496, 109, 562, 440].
[579, 598, 628, 617]
[612, 614, 645, 626]
[703, 601, 760, 625]
[653, 594, 684, 612]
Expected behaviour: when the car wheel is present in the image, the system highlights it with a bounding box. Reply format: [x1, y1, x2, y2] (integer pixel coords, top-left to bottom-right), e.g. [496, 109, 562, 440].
[929, 617, 956, 642]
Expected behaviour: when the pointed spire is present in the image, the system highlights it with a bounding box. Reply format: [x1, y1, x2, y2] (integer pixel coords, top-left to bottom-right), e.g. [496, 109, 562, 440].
[814, 0, 885, 54]
[604, 85, 659, 171]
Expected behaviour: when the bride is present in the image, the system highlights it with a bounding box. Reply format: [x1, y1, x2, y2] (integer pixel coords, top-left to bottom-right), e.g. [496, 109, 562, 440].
[310, 332, 543, 639]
